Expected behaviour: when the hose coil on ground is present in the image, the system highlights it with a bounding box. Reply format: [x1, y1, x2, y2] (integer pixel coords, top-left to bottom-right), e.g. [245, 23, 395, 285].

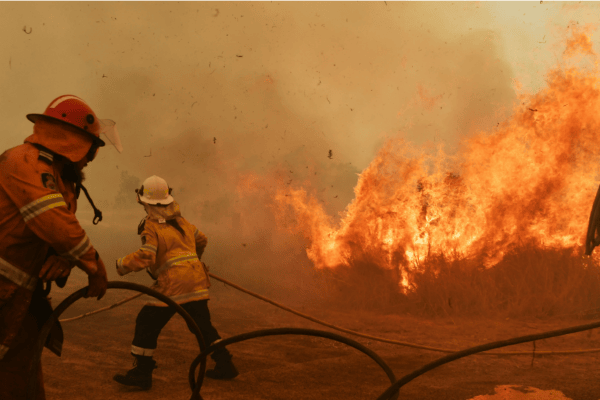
[375, 318, 600, 400]
[189, 328, 399, 400]
[28, 281, 600, 400]
[27, 282, 399, 400]
[28, 282, 208, 400]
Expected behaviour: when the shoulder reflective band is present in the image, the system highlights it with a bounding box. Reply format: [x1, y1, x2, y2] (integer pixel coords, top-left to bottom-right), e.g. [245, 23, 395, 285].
[0, 256, 37, 291]
[19, 193, 67, 222]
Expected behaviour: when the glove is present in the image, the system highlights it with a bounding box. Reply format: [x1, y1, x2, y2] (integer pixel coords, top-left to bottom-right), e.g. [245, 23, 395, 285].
[39, 255, 72, 282]
[115, 258, 130, 276]
[85, 252, 107, 300]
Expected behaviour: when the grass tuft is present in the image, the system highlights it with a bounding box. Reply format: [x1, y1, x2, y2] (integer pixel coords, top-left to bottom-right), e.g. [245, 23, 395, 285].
[318, 245, 600, 319]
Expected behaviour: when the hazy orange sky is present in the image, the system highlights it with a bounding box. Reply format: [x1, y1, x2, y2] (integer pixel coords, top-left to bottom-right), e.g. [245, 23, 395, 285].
[1, 2, 599, 288]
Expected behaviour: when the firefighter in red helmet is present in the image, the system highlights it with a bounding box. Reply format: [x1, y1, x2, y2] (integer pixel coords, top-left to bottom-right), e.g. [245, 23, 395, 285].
[0, 94, 122, 400]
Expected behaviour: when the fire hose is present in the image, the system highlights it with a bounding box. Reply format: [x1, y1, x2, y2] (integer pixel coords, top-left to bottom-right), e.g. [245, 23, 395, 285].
[375, 318, 600, 400]
[59, 272, 600, 356]
[29, 281, 600, 400]
[28, 281, 398, 400]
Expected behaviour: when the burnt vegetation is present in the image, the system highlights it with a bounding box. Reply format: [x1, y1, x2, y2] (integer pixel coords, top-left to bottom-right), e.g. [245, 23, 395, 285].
[316, 242, 600, 320]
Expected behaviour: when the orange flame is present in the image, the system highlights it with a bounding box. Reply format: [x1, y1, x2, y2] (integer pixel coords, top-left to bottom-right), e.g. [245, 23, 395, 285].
[240, 27, 600, 290]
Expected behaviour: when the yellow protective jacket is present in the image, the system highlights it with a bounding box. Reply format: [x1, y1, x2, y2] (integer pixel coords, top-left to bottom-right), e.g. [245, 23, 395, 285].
[116, 201, 210, 306]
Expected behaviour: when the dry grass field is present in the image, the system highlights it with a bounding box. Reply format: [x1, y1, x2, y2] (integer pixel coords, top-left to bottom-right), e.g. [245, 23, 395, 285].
[40, 257, 600, 400]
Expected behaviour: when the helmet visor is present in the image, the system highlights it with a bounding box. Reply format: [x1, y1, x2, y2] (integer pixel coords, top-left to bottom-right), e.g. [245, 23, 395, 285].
[99, 119, 123, 153]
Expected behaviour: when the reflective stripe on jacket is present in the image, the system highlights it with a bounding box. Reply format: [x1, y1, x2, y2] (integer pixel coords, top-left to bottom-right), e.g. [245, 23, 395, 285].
[116, 201, 210, 306]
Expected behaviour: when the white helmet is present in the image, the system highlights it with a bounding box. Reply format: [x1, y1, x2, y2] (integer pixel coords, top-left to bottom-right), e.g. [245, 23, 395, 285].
[136, 175, 174, 205]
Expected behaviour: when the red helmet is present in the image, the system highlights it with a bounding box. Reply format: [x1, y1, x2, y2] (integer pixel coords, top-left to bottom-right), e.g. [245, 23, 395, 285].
[26, 95, 107, 148]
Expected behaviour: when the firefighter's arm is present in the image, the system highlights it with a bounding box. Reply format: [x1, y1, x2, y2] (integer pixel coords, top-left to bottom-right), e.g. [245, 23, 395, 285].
[0, 152, 107, 299]
[193, 227, 208, 259]
[116, 226, 158, 276]
[37, 234, 107, 299]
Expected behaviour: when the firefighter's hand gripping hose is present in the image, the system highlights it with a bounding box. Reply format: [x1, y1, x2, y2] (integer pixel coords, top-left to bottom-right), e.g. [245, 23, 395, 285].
[28, 281, 399, 400]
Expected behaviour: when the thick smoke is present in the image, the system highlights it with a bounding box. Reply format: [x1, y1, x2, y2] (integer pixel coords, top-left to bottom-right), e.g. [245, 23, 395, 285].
[1, 2, 599, 308]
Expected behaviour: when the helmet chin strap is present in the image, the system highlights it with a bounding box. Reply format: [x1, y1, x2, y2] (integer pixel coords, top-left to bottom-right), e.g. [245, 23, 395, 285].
[73, 144, 102, 224]
[77, 182, 103, 225]
[59, 158, 102, 225]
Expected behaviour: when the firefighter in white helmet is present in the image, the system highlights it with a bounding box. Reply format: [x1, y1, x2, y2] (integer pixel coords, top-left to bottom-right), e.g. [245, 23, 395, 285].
[113, 175, 238, 390]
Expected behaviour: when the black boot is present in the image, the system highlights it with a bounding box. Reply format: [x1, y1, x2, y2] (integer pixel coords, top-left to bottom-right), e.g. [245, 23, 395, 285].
[113, 355, 157, 390]
[205, 352, 238, 380]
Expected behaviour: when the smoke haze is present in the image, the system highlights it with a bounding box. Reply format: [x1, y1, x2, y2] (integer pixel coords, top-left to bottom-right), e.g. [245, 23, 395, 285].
[1, 2, 599, 304]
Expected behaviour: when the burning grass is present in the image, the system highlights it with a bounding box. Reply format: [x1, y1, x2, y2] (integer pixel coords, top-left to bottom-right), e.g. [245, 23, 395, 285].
[237, 26, 600, 320]
[313, 246, 600, 319]
[406, 246, 600, 319]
